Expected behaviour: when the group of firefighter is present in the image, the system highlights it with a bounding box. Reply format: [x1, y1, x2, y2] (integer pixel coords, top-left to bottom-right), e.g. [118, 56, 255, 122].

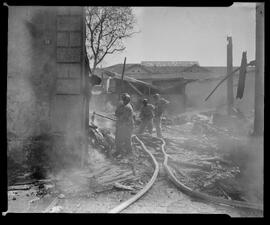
[114, 93, 169, 159]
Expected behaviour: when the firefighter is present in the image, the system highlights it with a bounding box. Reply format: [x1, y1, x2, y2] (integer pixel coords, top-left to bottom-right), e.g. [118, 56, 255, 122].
[114, 93, 134, 158]
[138, 99, 154, 134]
[153, 93, 170, 138]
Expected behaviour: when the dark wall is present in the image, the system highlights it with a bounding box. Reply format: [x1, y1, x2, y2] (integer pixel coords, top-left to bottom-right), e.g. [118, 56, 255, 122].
[7, 7, 87, 166]
[7, 7, 58, 163]
[8, 7, 57, 138]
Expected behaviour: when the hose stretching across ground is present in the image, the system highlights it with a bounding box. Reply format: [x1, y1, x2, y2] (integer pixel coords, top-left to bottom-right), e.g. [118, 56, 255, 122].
[108, 135, 159, 213]
[156, 137, 263, 211]
[108, 135, 263, 213]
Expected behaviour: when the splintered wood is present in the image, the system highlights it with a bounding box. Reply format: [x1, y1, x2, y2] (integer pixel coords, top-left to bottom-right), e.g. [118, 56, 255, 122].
[96, 170, 134, 185]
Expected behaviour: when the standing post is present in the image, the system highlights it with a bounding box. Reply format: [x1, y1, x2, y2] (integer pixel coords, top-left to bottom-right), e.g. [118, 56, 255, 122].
[226, 36, 234, 115]
[119, 57, 127, 99]
[253, 3, 264, 136]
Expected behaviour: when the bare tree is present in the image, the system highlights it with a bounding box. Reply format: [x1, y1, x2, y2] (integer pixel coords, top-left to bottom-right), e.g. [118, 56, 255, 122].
[85, 7, 137, 74]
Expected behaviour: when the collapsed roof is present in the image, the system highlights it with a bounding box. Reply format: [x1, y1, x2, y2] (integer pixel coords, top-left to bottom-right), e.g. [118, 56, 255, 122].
[103, 63, 255, 81]
[93, 69, 161, 94]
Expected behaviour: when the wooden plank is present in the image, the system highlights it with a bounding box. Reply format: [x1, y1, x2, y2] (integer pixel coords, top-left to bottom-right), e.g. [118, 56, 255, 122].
[8, 184, 32, 191]
[119, 57, 126, 99]
[113, 182, 135, 191]
[226, 36, 234, 114]
[97, 171, 133, 184]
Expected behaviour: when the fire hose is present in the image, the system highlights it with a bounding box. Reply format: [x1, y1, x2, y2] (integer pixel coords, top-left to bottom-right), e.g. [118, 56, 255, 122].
[93, 112, 263, 212]
[108, 135, 159, 213]
[156, 137, 263, 211]
[91, 112, 159, 213]
[109, 135, 263, 213]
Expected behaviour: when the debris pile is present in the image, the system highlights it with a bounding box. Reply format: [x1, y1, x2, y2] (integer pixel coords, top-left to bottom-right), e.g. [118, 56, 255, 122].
[89, 145, 154, 195]
[88, 124, 115, 156]
[162, 111, 261, 205]
[164, 110, 250, 138]
[7, 107, 262, 213]
[168, 157, 244, 201]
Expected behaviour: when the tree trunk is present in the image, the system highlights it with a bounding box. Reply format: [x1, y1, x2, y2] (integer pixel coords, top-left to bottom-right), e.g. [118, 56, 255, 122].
[253, 3, 264, 136]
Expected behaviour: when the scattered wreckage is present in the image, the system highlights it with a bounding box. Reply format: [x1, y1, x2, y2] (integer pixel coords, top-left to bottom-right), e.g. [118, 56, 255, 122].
[7, 110, 263, 213]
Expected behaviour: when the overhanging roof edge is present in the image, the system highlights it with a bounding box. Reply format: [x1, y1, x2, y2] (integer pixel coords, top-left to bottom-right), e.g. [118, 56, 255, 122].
[102, 70, 161, 91]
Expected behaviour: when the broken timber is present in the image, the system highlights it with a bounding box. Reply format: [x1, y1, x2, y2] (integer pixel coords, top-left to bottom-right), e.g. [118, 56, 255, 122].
[157, 137, 263, 211]
[204, 60, 254, 101]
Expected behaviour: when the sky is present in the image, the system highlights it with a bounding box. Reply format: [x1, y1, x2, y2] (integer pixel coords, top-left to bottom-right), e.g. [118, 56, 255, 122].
[101, 3, 256, 67]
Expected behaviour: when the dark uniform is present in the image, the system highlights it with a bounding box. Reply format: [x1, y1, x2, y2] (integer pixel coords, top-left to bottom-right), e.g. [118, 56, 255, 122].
[153, 94, 169, 137]
[115, 94, 134, 156]
[138, 101, 154, 134]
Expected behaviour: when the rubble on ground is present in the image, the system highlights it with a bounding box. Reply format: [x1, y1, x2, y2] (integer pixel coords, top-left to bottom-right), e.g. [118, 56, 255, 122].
[88, 124, 116, 156]
[162, 110, 262, 204]
[7, 108, 262, 213]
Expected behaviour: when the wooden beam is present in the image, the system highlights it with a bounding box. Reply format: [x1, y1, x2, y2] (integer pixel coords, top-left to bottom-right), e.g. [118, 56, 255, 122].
[227, 36, 234, 115]
[127, 81, 143, 96]
[236, 51, 247, 99]
[204, 66, 240, 101]
[119, 57, 127, 99]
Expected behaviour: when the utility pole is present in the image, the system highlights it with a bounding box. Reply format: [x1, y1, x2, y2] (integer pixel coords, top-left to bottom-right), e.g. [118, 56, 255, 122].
[253, 3, 264, 136]
[226, 36, 234, 115]
[119, 57, 126, 99]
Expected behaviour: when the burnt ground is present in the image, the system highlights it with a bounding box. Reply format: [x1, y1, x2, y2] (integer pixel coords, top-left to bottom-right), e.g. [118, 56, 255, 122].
[6, 113, 263, 216]
[6, 140, 154, 213]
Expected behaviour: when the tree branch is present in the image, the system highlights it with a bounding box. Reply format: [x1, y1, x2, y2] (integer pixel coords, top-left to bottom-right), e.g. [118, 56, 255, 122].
[107, 47, 126, 54]
[96, 36, 119, 65]
[86, 23, 97, 59]
[85, 7, 136, 73]
[96, 17, 104, 57]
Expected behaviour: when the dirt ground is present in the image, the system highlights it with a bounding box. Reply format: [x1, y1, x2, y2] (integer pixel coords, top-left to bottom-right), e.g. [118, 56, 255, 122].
[6, 113, 263, 216]
[6, 155, 262, 216]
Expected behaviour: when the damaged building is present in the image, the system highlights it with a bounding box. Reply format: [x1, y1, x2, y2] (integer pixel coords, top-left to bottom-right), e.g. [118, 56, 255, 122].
[94, 61, 255, 116]
[5, 5, 263, 215]
[7, 6, 90, 176]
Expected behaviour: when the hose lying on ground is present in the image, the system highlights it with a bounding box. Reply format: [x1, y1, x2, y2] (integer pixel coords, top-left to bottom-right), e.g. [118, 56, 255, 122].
[108, 134, 263, 213]
[108, 135, 159, 213]
[155, 137, 263, 211]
